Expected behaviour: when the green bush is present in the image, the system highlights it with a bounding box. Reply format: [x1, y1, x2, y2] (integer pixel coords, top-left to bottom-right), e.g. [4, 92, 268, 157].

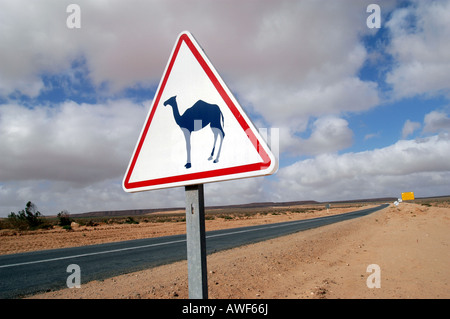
[85, 220, 99, 227]
[7, 201, 46, 230]
[57, 210, 72, 227]
[125, 216, 139, 224]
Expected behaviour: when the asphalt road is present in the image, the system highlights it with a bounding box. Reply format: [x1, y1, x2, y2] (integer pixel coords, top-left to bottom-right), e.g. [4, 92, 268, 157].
[0, 204, 388, 298]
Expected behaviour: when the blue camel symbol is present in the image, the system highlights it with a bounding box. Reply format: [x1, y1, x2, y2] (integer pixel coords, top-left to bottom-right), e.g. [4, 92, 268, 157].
[164, 96, 225, 169]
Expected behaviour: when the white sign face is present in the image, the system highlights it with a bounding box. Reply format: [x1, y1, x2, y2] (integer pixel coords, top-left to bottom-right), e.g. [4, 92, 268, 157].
[123, 31, 277, 192]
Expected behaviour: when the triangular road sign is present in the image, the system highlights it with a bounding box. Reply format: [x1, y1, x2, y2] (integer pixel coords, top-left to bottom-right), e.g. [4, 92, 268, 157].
[123, 31, 277, 192]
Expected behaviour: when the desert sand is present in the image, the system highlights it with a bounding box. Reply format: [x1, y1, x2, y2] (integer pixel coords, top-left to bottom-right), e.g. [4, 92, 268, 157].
[1, 202, 448, 299]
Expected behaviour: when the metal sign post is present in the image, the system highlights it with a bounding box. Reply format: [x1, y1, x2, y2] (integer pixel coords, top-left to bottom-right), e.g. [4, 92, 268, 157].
[185, 184, 208, 299]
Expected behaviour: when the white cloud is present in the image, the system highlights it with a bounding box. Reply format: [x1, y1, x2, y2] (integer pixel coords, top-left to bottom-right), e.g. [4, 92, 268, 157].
[401, 110, 450, 140]
[241, 77, 379, 130]
[1, 178, 186, 216]
[0, 1, 80, 96]
[402, 119, 421, 138]
[0, 98, 156, 216]
[0, 100, 147, 184]
[232, 1, 381, 128]
[0, 0, 384, 168]
[1, 0, 449, 217]
[281, 116, 353, 156]
[0, 1, 380, 114]
[386, 0, 450, 99]
[364, 132, 380, 141]
[1, 175, 270, 216]
[204, 177, 268, 207]
[275, 133, 450, 201]
[423, 110, 450, 133]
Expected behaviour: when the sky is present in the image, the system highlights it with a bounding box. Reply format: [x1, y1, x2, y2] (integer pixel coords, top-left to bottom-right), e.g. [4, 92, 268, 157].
[1, 0, 450, 217]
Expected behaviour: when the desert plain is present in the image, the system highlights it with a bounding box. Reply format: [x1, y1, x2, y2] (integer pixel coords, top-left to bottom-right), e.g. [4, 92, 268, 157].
[1, 200, 448, 299]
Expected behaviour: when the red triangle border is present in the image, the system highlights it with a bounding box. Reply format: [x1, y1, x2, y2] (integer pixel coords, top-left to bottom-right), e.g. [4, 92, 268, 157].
[123, 32, 273, 191]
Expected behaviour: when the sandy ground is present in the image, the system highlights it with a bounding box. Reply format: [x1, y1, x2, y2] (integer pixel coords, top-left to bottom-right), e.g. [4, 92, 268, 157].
[1, 203, 448, 299]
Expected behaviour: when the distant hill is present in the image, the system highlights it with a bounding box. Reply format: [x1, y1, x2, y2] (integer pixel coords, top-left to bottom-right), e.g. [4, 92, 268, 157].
[70, 207, 183, 218]
[70, 197, 397, 218]
[325, 197, 397, 204]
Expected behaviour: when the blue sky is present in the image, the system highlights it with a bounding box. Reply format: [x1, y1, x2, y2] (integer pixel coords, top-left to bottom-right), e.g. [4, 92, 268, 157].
[1, 0, 450, 216]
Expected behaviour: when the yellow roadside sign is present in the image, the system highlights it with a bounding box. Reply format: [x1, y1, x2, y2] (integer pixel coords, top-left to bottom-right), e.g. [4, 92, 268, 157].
[401, 192, 415, 201]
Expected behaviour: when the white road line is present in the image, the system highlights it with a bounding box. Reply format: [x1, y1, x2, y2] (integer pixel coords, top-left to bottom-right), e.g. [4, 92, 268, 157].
[0, 209, 368, 270]
[0, 238, 186, 269]
[0, 220, 306, 269]
[205, 218, 311, 239]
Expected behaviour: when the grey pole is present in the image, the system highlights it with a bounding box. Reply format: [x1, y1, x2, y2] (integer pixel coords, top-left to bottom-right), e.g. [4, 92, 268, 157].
[185, 184, 208, 299]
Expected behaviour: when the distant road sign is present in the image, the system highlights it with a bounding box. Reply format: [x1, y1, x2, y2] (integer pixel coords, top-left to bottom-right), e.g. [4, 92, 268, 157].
[123, 31, 277, 192]
[401, 192, 415, 201]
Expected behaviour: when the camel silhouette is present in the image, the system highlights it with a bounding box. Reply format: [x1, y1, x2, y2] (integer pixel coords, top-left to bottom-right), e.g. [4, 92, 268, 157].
[164, 96, 225, 169]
